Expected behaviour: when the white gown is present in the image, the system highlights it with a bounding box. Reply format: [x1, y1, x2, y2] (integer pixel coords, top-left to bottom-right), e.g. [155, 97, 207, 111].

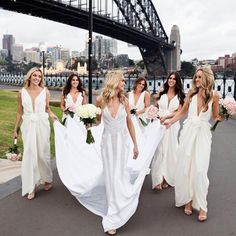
[175, 94, 213, 212]
[151, 94, 180, 187]
[54, 103, 165, 231]
[128, 90, 148, 130]
[62, 92, 83, 123]
[21, 87, 53, 196]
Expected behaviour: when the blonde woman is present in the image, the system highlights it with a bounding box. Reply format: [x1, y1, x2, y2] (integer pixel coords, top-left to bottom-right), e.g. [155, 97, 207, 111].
[13, 67, 57, 200]
[164, 67, 223, 222]
[54, 71, 165, 235]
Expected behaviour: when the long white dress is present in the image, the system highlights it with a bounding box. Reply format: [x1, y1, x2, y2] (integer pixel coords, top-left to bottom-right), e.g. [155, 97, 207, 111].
[128, 90, 148, 130]
[54, 103, 165, 231]
[175, 94, 213, 212]
[151, 94, 180, 187]
[21, 87, 53, 196]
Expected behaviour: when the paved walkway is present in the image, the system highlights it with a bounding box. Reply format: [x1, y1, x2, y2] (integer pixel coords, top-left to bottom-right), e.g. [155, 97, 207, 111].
[0, 119, 236, 236]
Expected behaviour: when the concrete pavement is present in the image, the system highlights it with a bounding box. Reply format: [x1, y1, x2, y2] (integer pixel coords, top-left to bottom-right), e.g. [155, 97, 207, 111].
[0, 120, 236, 236]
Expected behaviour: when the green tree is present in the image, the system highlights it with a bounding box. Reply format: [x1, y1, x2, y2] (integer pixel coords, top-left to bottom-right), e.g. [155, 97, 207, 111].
[181, 61, 195, 76]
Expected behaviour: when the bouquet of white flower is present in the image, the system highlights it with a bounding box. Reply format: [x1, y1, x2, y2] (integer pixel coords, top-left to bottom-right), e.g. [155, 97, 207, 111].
[77, 104, 101, 144]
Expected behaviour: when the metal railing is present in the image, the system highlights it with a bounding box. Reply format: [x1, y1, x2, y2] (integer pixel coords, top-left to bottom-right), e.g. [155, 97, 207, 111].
[0, 73, 236, 99]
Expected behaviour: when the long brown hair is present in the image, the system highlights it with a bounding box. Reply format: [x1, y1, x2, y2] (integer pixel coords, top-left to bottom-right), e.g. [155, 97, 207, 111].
[157, 71, 185, 105]
[63, 73, 85, 97]
[132, 77, 148, 92]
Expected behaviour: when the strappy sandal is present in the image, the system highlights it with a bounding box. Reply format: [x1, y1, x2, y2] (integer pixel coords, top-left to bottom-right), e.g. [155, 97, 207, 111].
[153, 184, 162, 190]
[27, 191, 35, 200]
[106, 229, 117, 235]
[198, 210, 207, 222]
[44, 182, 53, 191]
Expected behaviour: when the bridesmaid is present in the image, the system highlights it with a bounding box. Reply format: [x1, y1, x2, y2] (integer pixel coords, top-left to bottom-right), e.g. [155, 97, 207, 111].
[163, 67, 223, 221]
[13, 67, 58, 200]
[128, 77, 150, 128]
[60, 73, 87, 124]
[151, 72, 185, 190]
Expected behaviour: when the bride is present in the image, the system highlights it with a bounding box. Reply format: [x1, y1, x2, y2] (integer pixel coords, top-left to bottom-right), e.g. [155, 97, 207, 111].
[54, 71, 165, 234]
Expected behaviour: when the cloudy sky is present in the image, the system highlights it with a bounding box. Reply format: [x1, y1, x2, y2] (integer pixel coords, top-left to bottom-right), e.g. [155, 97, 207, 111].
[0, 0, 235, 61]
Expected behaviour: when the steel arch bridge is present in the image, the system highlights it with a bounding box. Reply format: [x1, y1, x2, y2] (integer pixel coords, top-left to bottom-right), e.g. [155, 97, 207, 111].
[0, 0, 175, 76]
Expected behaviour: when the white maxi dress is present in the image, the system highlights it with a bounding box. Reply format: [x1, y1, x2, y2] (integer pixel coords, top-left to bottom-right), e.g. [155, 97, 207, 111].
[128, 90, 148, 131]
[21, 87, 53, 196]
[54, 103, 165, 231]
[175, 94, 213, 212]
[151, 94, 180, 187]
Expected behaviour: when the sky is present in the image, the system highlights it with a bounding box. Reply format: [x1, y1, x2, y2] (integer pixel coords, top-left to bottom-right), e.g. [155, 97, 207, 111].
[0, 0, 235, 61]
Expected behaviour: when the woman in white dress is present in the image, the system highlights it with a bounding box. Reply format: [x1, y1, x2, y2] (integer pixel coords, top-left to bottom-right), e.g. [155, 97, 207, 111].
[164, 67, 223, 221]
[53, 71, 165, 235]
[128, 77, 150, 129]
[13, 67, 58, 200]
[60, 73, 87, 124]
[151, 72, 185, 190]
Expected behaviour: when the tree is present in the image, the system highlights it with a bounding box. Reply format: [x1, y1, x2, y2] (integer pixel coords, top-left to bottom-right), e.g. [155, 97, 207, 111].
[129, 59, 135, 66]
[181, 61, 195, 77]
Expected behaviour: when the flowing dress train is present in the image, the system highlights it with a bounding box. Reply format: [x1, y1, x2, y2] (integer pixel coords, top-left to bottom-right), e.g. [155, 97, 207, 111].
[54, 104, 165, 231]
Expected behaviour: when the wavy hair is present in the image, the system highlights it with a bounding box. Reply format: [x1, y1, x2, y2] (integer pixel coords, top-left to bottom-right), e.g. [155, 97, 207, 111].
[63, 73, 85, 97]
[157, 71, 185, 105]
[24, 67, 44, 88]
[189, 67, 214, 112]
[101, 71, 126, 105]
[132, 76, 148, 92]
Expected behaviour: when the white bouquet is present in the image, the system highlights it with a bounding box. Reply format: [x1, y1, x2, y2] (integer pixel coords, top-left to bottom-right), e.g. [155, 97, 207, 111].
[77, 104, 101, 144]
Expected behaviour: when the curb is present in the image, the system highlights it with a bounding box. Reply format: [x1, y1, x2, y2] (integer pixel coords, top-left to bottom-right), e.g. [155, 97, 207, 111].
[0, 159, 57, 200]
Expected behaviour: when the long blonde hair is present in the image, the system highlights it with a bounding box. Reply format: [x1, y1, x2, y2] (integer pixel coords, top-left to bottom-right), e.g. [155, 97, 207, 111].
[101, 71, 126, 105]
[23, 67, 44, 88]
[189, 67, 214, 112]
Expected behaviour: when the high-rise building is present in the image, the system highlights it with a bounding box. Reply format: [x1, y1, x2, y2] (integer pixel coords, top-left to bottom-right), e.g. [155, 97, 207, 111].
[2, 34, 15, 58]
[84, 35, 118, 61]
[60, 48, 70, 65]
[12, 44, 24, 62]
[24, 50, 40, 63]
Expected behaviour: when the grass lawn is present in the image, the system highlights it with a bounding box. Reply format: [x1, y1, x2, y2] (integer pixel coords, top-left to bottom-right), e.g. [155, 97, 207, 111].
[0, 90, 61, 159]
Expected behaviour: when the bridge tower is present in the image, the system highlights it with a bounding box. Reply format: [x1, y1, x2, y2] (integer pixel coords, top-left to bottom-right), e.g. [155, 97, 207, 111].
[167, 25, 181, 74]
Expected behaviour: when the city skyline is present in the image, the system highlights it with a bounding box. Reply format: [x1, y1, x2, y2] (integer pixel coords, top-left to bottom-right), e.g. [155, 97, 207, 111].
[0, 0, 236, 61]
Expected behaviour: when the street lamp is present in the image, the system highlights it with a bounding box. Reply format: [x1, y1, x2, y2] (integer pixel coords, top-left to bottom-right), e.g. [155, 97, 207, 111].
[39, 43, 47, 76]
[88, 0, 93, 104]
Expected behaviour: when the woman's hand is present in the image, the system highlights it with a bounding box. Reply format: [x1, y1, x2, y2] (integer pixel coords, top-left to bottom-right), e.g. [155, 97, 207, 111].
[163, 119, 172, 129]
[133, 145, 139, 159]
[51, 115, 59, 122]
[13, 130, 18, 139]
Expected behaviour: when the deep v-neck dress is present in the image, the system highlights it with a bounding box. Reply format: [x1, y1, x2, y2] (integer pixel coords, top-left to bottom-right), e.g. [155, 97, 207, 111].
[62, 92, 83, 123]
[151, 94, 180, 187]
[21, 87, 52, 196]
[128, 90, 147, 130]
[54, 102, 165, 232]
[175, 94, 213, 212]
